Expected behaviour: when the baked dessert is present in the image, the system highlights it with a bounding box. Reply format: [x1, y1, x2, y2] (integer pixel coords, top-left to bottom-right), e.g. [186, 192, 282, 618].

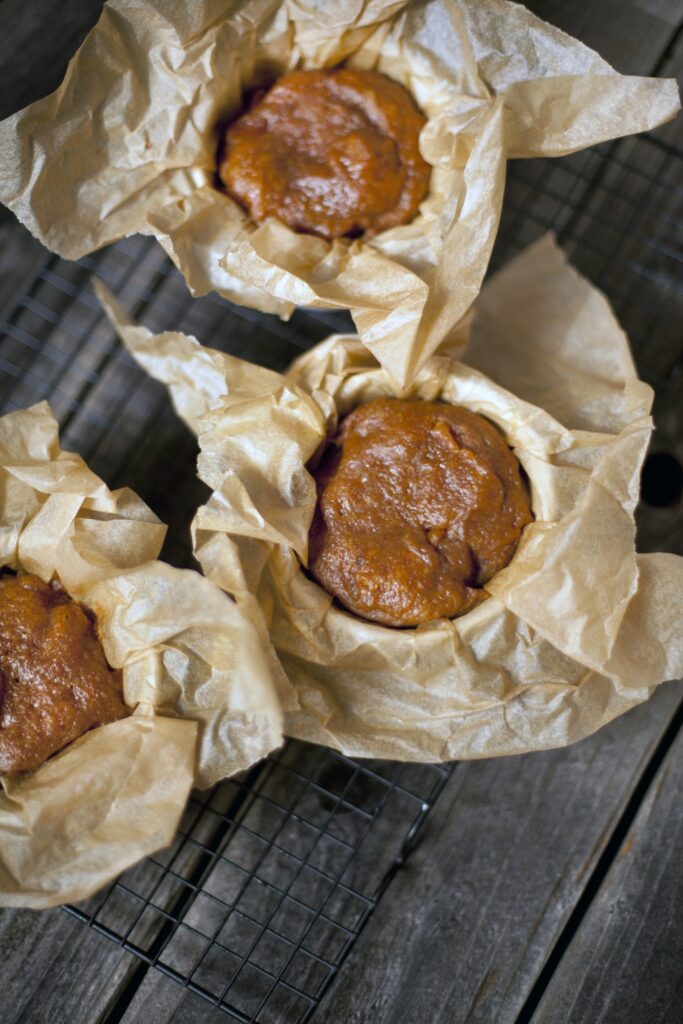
[0, 573, 129, 773]
[218, 68, 431, 241]
[308, 399, 532, 626]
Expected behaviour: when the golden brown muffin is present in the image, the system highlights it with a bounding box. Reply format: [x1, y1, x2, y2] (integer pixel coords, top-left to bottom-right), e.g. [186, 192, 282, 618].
[218, 68, 431, 241]
[308, 399, 533, 627]
[0, 573, 129, 773]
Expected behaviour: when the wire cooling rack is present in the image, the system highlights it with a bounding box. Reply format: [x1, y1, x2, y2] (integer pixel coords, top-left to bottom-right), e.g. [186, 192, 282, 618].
[1, 131, 682, 1022]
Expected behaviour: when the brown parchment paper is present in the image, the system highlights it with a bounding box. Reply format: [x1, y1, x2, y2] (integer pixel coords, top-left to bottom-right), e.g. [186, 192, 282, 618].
[97, 235, 683, 762]
[0, 1, 679, 389]
[0, 402, 287, 908]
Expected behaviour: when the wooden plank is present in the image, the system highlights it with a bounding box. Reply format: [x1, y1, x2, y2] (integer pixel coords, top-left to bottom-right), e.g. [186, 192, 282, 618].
[532, 717, 683, 1024]
[521, 0, 683, 157]
[0, 0, 678, 124]
[316, 683, 683, 1024]
[0, 5, 681, 1024]
[116, 745, 447, 1023]
[108, 977, 229, 1024]
[522, 0, 682, 75]
[0, 785, 227, 1024]
[655, 20, 683, 146]
[0, 765, 292, 1024]
[0, 216, 49, 327]
[109, 946, 246, 1023]
[0, 907, 134, 1024]
[0, 7, 286, 1022]
[0, 0, 104, 120]
[522, 0, 683, 147]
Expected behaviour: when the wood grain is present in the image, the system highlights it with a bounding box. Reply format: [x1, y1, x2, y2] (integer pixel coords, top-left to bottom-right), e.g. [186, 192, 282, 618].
[532, 719, 683, 1024]
[656, 20, 683, 146]
[0, 0, 104, 120]
[316, 683, 683, 1024]
[0, 907, 136, 1024]
[114, 746, 447, 1023]
[0, 213, 49, 325]
[0, 764, 299, 1024]
[522, 0, 683, 74]
[0, 4, 681, 1024]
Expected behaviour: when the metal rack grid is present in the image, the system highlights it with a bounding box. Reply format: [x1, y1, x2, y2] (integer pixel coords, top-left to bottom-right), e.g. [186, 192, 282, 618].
[1, 130, 682, 1022]
[68, 743, 452, 1022]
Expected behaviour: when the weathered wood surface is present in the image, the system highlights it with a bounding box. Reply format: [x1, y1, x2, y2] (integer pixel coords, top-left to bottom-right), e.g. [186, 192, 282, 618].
[316, 684, 683, 1024]
[0, 907, 136, 1023]
[2, 0, 681, 121]
[0, 0, 104, 121]
[524, 0, 683, 72]
[0, 211, 48, 326]
[532, 719, 683, 1024]
[0, 2, 682, 1024]
[0, 774, 289, 1024]
[108, 745, 443, 1023]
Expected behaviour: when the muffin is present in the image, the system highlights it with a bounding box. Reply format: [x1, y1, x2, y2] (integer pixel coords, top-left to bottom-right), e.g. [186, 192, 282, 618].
[2, 1, 677, 396]
[0, 572, 129, 773]
[218, 68, 431, 241]
[101, 238, 683, 766]
[308, 398, 532, 626]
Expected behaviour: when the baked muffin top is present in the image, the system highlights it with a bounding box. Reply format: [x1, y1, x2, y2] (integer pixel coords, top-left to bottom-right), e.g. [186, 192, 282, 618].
[0, 573, 129, 773]
[218, 68, 431, 241]
[308, 399, 532, 626]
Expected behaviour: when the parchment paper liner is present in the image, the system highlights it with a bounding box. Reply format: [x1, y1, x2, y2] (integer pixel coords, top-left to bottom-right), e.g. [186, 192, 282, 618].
[0, 1, 679, 388]
[97, 235, 683, 761]
[0, 402, 289, 908]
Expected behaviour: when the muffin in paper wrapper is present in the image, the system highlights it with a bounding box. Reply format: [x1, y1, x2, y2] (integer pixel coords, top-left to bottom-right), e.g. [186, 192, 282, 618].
[0, 1, 679, 388]
[0, 403, 288, 908]
[96, 235, 683, 761]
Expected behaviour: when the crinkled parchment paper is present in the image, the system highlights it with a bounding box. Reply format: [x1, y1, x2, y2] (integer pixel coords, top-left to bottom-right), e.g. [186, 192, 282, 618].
[0, 402, 287, 908]
[97, 235, 683, 762]
[0, 1, 679, 387]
